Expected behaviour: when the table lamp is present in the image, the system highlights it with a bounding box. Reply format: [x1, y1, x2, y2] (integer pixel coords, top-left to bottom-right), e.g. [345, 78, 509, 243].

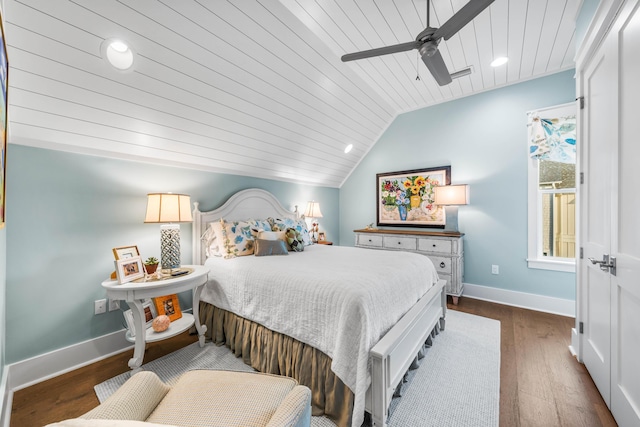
[144, 193, 193, 270]
[434, 185, 469, 232]
[303, 201, 323, 242]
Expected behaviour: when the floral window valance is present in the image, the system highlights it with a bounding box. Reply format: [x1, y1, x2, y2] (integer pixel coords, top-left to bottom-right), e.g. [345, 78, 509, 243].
[527, 112, 576, 164]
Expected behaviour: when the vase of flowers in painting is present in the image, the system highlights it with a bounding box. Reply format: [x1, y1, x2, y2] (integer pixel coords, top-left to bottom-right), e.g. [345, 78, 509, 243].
[398, 205, 408, 221]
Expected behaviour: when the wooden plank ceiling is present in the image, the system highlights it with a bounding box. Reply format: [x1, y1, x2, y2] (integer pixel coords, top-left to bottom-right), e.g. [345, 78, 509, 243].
[4, 0, 579, 188]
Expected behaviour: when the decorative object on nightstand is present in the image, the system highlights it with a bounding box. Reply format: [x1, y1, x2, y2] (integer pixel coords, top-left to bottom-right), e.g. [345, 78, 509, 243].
[114, 256, 145, 284]
[434, 184, 469, 232]
[303, 201, 323, 243]
[144, 193, 193, 271]
[153, 293, 182, 321]
[143, 256, 159, 275]
[152, 314, 171, 332]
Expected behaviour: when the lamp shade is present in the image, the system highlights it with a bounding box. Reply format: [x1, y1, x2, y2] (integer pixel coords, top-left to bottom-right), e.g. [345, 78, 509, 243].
[144, 193, 193, 223]
[303, 201, 323, 218]
[434, 185, 469, 206]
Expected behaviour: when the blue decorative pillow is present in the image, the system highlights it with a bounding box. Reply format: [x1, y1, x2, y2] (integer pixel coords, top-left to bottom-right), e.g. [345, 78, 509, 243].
[249, 219, 272, 232]
[285, 228, 304, 252]
[269, 217, 312, 246]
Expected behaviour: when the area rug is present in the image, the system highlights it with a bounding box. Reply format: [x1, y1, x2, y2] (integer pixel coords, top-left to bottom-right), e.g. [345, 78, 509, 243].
[95, 310, 500, 426]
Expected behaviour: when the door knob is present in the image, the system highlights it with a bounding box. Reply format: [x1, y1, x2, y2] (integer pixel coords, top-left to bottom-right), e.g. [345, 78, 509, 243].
[588, 254, 617, 276]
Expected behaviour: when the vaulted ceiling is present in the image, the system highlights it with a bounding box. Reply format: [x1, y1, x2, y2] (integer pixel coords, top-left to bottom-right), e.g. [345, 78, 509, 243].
[4, 0, 580, 188]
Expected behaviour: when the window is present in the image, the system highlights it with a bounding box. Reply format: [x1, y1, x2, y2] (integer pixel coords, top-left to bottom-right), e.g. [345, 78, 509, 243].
[527, 103, 577, 272]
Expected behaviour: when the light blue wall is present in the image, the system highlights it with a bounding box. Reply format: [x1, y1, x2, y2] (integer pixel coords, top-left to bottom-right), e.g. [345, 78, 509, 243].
[5, 145, 338, 364]
[340, 70, 577, 300]
[576, 0, 600, 50]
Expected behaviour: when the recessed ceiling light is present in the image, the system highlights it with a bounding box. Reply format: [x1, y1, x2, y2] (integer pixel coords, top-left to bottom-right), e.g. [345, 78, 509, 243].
[344, 144, 353, 154]
[101, 38, 135, 71]
[490, 57, 508, 67]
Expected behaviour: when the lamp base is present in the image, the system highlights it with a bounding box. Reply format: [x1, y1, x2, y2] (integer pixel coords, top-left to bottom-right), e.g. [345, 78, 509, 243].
[160, 224, 181, 270]
[443, 206, 459, 232]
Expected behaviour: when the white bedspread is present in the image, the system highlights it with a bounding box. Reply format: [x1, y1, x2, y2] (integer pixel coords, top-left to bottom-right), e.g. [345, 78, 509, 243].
[201, 244, 439, 427]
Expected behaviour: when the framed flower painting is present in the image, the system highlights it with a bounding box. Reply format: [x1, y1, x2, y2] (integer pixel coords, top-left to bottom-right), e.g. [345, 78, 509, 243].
[376, 166, 451, 228]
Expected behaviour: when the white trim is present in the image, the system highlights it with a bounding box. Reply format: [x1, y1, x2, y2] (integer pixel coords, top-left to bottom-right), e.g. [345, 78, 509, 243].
[463, 282, 575, 317]
[575, 0, 626, 67]
[1, 366, 10, 427]
[527, 258, 576, 273]
[570, 327, 581, 362]
[8, 329, 132, 392]
[526, 102, 578, 271]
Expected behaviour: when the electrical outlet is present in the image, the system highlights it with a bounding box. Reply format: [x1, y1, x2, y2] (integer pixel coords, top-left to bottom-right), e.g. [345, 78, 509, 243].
[109, 299, 120, 312]
[94, 299, 107, 315]
[491, 265, 499, 275]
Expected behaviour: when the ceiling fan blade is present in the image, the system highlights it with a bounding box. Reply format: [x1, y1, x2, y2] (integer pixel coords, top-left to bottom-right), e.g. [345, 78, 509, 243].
[433, 0, 495, 41]
[421, 49, 452, 86]
[341, 41, 421, 62]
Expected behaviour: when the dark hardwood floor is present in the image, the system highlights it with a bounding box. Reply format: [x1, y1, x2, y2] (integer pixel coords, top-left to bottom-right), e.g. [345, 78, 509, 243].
[10, 298, 617, 427]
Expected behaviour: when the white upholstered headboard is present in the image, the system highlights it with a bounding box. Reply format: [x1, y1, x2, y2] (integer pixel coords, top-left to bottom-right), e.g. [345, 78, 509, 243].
[192, 188, 298, 265]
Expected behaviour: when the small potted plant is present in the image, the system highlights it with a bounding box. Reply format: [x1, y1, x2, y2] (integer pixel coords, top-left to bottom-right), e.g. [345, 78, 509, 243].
[144, 257, 159, 274]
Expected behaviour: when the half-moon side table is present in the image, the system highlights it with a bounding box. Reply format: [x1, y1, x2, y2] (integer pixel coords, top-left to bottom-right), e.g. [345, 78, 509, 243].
[101, 265, 208, 370]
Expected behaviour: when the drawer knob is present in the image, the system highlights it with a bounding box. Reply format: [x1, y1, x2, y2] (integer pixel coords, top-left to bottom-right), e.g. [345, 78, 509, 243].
[440, 262, 446, 268]
[398, 242, 401, 245]
[433, 244, 436, 247]
[368, 239, 372, 242]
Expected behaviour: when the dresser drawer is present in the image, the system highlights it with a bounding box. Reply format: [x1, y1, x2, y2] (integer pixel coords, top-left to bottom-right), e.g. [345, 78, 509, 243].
[418, 238, 452, 254]
[357, 234, 383, 248]
[383, 236, 417, 251]
[428, 256, 452, 274]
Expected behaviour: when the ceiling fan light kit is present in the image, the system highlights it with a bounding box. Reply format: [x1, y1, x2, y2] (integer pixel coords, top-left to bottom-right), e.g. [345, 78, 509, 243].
[341, 0, 495, 86]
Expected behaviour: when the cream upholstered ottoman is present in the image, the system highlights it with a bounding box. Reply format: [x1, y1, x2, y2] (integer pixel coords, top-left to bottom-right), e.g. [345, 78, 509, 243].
[47, 370, 312, 427]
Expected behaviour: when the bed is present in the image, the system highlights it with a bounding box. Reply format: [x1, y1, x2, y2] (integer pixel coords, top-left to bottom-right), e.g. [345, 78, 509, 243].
[192, 188, 447, 427]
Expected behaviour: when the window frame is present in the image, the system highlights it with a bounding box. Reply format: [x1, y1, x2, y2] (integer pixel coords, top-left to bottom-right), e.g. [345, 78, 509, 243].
[526, 102, 576, 273]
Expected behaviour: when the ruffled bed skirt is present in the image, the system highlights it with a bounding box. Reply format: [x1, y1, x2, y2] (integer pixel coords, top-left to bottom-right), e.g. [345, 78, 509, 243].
[199, 301, 354, 427]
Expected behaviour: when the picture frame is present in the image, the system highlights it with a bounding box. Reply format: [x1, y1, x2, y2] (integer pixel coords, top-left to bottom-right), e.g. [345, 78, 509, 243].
[115, 256, 145, 284]
[318, 232, 326, 242]
[377, 166, 451, 228]
[123, 299, 156, 337]
[153, 294, 182, 321]
[112, 245, 140, 260]
[0, 12, 8, 229]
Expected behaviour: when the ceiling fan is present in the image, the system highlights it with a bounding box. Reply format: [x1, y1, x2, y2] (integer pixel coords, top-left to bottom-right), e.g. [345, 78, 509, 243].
[341, 0, 494, 86]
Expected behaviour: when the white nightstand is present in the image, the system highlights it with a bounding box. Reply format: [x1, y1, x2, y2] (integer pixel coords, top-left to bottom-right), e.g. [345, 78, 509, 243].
[101, 265, 209, 370]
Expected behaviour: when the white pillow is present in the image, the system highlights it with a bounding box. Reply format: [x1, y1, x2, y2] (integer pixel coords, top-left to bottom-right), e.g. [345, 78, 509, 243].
[257, 230, 286, 241]
[203, 222, 222, 258]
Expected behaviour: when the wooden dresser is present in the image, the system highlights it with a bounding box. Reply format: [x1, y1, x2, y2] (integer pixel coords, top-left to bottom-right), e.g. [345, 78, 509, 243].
[354, 228, 465, 304]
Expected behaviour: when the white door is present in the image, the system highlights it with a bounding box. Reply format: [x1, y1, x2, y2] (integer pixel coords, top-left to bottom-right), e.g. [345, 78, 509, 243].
[579, 1, 640, 425]
[580, 28, 615, 406]
[610, 2, 640, 424]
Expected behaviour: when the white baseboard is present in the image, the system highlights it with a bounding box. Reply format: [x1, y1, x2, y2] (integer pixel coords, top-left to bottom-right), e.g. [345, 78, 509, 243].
[462, 282, 576, 317]
[8, 329, 132, 392]
[1, 366, 10, 427]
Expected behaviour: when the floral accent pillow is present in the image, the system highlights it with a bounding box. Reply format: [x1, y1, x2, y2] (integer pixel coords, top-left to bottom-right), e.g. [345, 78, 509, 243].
[250, 219, 273, 232]
[269, 217, 312, 246]
[285, 228, 305, 252]
[211, 218, 255, 258]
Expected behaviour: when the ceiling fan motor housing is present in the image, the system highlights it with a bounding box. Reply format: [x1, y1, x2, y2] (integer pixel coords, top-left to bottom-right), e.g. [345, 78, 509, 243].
[419, 41, 439, 58]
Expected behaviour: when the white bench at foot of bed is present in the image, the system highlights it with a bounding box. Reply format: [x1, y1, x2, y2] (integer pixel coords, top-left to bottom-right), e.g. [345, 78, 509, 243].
[366, 278, 447, 427]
